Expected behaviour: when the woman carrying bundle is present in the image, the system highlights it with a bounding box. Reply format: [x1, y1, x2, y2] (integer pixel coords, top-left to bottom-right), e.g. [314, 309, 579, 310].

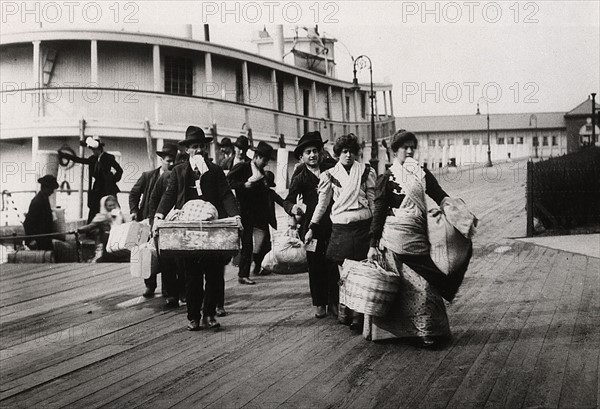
[367, 130, 471, 347]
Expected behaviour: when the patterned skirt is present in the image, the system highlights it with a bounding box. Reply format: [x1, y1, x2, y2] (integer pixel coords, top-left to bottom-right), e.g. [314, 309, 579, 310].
[365, 249, 451, 341]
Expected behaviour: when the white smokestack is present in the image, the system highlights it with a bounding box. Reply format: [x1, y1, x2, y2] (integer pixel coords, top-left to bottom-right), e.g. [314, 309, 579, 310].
[184, 24, 193, 39]
[273, 25, 284, 62]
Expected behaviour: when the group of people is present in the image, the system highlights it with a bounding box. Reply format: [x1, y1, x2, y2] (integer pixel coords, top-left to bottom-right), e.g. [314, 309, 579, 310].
[283, 129, 471, 347]
[24, 125, 471, 346]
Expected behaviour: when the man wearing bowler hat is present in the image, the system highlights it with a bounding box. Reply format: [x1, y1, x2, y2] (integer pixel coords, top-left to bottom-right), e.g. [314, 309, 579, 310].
[283, 131, 338, 318]
[58, 136, 123, 223]
[23, 175, 60, 251]
[227, 141, 275, 284]
[129, 143, 178, 299]
[155, 126, 240, 331]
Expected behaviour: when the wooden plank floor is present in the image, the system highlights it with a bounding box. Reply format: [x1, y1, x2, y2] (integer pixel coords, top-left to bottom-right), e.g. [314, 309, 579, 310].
[1, 160, 598, 409]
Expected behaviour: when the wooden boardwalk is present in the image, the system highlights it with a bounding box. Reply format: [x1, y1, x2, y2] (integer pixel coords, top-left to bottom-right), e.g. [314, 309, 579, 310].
[1, 160, 598, 409]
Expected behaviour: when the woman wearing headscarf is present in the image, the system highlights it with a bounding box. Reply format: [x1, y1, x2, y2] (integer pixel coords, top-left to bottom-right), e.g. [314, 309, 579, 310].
[78, 195, 125, 262]
[305, 133, 377, 332]
[367, 130, 471, 347]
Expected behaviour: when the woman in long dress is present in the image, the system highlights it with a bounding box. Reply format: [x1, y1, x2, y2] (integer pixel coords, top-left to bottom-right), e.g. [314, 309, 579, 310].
[306, 133, 376, 332]
[367, 130, 469, 347]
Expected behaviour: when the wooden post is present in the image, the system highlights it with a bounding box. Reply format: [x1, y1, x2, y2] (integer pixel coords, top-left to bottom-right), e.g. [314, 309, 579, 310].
[526, 160, 534, 237]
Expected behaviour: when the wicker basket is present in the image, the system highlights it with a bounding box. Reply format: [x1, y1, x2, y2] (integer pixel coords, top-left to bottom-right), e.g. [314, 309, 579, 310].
[339, 259, 401, 317]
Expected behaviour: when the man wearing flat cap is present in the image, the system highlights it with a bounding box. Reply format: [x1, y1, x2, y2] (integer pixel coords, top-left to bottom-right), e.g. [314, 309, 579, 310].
[155, 125, 240, 331]
[129, 143, 179, 299]
[23, 175, 59, 251]
[227, 141, 275, 285]
[58, 136, 123, 223]
[283, 131, 338, 318]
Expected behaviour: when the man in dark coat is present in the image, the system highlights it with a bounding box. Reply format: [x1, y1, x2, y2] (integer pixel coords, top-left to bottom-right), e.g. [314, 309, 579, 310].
[129, 143, 178, 222]
[58, 136, 123, 223]
[129, 143, 178, 299]
[283, 131, 338, 318]
[155, 126, 240, 331]
[227, 141, 274, 285]
[23, 175, 59, 251]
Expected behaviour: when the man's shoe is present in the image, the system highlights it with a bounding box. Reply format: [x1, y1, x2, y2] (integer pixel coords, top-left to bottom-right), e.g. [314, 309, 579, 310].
[179, 296, 187, 305]
[202, 317, 221, 329]
[187, 320, 200, 331]
[238, 277, 256, 285]
[315, 306, 327, 319]
[165, 297, 179, 308]
[216, 307, 227, 317]
[142, 287, 155, 298]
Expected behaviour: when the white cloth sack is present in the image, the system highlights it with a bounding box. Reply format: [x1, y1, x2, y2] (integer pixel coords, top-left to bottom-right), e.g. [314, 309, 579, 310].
[106, 221, 151, 253]
[428, 197, 477, 275]
[130, 240, 158, 279]
[261, 235, 308, 274]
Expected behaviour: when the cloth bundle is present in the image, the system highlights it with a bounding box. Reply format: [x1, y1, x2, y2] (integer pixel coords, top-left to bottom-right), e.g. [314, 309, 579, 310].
[261, 234, 308, 274]
[167, 200, 218, 222]
[428, 197, 477, 275]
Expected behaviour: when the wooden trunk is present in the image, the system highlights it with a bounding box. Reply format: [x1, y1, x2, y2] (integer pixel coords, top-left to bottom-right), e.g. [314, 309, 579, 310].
[157, 218, 241, 257]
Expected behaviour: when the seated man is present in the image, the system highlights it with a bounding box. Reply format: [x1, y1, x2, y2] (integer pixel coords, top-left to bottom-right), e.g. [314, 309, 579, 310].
[23, 175, 59, 251]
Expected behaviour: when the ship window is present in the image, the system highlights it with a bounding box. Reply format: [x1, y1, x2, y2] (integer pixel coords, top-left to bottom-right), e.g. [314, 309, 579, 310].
[507, 137, 514, 144]
[463, 138, 470, 145]
[552, 136, 557, 146]
[497, 137, 505, 145]
[236, 67, 243, 103]
[517, 137, 524, 144]
[277, 80, 284, 111]
[325, 90, 331, 119]
[542, 136, 548, 146]
[345, 95, 350, 121]
[360, 93, 366, 119]
[164, 56, 193, 96]
[428, 139, 436, 147]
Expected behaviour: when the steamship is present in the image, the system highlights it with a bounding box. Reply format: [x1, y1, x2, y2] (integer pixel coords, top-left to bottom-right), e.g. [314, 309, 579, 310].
[0, 25, 395, 224]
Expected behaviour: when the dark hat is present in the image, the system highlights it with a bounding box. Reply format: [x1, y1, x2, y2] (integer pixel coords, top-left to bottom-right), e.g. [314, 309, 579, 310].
[264, 170, 276, 188]
[156, 143, 178, 158]
[218, 137, 233, 148]
[37, 174, 59, 189]
[179, 126, 213, 147]
[251, 141, 274, 159]
[294, 131, 326, 159]
[234, 135, 250, 150]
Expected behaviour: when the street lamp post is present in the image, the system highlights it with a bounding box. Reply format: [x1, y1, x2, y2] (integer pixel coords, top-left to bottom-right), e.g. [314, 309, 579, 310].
[352, 55, 378, 172]
[476, 97, 493, 167]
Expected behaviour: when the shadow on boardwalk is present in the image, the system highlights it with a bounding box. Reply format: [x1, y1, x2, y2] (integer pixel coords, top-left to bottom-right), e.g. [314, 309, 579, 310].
[1, 160, 598, 408]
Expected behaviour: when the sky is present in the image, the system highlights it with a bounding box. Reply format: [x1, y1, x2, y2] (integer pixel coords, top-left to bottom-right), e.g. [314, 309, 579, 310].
[1, 0, 599, 117]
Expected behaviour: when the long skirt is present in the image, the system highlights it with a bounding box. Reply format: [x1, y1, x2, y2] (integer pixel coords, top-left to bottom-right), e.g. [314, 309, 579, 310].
[326, 219, 371, 264]
[326, 218, 371, 325]
[364, 248, 451, 341]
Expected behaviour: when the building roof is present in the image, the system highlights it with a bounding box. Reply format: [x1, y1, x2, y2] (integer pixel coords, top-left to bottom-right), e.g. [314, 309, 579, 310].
[565, 98, 599, 117]
[396, 112, 566, 133]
